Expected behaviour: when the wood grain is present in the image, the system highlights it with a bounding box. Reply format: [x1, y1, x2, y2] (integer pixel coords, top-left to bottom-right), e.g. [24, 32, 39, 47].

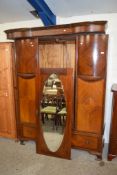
[18, 77, 36, 124]
[76, 78, 105, 134]
[39, 41, 75, 71]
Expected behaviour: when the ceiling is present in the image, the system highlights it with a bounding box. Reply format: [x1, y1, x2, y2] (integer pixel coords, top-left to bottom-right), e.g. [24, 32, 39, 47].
[0, 0, 117, 24]
[0, 0, 35, 24]
[46, 0, 117, 17]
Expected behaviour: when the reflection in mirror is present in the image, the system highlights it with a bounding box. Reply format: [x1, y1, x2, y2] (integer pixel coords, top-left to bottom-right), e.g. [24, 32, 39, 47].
[40, 74, 67, 152]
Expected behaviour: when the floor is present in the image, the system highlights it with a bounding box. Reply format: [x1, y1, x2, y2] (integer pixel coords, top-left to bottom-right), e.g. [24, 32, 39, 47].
[0, 138, 117, 175]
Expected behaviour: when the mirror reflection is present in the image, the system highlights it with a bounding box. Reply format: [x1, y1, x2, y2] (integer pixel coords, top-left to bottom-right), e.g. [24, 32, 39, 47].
[40, 74, 67, 152]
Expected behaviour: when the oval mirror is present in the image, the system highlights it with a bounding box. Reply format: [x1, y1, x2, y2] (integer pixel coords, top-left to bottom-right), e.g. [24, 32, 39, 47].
[40, 74, 67, 152]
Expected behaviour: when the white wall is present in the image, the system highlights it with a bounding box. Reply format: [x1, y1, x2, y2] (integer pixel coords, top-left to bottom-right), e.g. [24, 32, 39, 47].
[0, 19, 43, 42]
[0, 13, 117, 143]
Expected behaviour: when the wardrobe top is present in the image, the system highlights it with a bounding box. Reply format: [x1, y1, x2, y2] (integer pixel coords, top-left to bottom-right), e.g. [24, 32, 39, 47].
[5, 21, 107, 40]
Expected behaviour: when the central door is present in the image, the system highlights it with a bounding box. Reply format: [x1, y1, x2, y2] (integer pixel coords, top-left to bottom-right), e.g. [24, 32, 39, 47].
[36, 40, 75, 159]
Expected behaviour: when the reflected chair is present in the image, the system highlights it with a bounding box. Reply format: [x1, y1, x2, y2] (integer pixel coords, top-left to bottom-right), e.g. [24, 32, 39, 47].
[57, 107, 67, 127]
[40, 93, 67, 130]
[40, 95, 58, 129]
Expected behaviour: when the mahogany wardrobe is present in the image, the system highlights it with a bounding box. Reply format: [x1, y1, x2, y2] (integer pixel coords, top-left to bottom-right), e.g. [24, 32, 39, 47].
[5, 21, 108, 159]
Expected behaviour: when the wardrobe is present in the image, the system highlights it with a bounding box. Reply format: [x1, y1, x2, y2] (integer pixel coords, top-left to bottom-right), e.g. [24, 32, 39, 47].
[0, 42, 16, 139]
[5, 21, 108, 159]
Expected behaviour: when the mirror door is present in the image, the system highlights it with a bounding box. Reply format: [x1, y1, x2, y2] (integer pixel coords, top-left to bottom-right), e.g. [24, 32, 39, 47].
[36, 69, 73, 159]
[36, 40, 75, 159]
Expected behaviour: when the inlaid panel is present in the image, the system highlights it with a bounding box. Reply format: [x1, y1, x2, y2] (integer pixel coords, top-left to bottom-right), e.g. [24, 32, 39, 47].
[76, 78, 105, 134]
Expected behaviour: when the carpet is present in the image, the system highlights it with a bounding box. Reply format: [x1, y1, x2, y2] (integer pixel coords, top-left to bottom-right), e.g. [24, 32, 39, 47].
[0, 138, 117, 175]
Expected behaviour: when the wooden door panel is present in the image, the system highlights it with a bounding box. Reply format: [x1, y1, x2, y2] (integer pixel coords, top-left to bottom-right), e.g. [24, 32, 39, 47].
[18, 77, 36, 124]
[15, 39, 38, 73]
[76, 78, 105, 134]
[78, 34, 108, 77]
